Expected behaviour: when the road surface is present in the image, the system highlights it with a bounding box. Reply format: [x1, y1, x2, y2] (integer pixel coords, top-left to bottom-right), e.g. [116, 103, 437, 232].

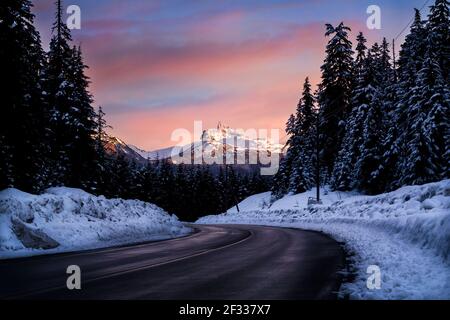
[0, 224, 345, 300]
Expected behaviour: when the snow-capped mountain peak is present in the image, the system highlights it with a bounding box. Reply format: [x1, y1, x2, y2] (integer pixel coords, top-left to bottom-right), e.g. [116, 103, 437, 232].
[106, 122, 284, 164]
[200, 122, 283, 154]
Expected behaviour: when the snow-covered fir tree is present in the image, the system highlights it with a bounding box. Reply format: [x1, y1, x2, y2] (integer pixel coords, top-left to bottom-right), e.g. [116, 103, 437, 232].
[399, 45, 450, 185]
[427, 0, 450, 81]
[317, 23, 354, 179]
[331, 32, 368, 191]
[44, 0, 76, 185]
[289, 77, 316, 194]
[67, 46, 100, 191]
[353, 41, 393, 194]
[425, 0, 450, 180]
[272, 77, 318, 199]
[271, 114, 296, 199]
[44, 0, 99, 190]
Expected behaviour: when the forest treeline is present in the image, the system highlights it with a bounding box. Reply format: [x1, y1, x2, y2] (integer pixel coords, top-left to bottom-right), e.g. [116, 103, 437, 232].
[272, 0, 449, 199]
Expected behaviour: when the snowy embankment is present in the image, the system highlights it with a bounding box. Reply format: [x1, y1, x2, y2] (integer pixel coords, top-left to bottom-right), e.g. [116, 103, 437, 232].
[0, 188, 191, 259]
[198, 180, 450, 300]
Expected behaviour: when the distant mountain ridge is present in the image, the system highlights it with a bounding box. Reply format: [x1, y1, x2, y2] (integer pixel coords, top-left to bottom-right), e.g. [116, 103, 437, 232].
[102, 135, 147, 163]
[105, 122, 285, 166]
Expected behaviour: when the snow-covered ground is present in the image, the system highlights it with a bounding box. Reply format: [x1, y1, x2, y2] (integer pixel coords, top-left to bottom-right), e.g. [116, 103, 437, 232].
[198, 180, 450, 300]
[0, 188, 191, 259]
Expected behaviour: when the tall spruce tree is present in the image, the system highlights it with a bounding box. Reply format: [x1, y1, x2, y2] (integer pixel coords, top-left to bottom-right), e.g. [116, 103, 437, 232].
[45, 0, 98, 190]
[369, 38, 396, 191]
[45, 0, 75, 185]
[399, 46, 450, 185]
[68, 46, 99, 191]
[271, 114, 296, 199]
[425, 0, 450, 180]
[353, 41, 393, 194]
[0, 0, 49, 192]
[289, 77, 316, 194]
[331, 32, 368, 190]
[317, 23, 354, 179]
[427, 0, 450, 81]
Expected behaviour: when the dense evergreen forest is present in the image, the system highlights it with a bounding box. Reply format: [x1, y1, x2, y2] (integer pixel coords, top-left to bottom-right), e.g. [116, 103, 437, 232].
[272, 0, 449, 199]
[1, 0, 448, 220]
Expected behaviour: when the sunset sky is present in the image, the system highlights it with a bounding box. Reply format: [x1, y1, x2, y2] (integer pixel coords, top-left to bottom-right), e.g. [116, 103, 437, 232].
[33, 0, 429, 150]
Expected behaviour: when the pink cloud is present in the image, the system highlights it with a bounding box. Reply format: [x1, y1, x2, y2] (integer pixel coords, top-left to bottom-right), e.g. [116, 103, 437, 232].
[83, 22, 326, 91]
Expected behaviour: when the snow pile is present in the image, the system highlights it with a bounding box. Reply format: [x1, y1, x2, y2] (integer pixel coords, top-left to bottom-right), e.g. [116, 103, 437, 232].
[198, 180, 450, 300]
[0, 187, 191, 259]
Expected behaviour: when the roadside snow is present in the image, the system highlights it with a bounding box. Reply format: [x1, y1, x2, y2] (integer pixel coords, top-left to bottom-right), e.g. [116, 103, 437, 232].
[198, 180, 450, 300]
[0, 188, 191, 259]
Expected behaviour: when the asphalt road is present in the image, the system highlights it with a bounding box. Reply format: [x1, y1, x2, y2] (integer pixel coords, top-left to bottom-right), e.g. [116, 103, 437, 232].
[0, 224, 345, 300]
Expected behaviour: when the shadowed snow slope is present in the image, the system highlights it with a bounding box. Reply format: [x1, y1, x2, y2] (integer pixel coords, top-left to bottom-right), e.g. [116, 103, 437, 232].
[198, 180, 450, 300]
[0, 188, 191, 259]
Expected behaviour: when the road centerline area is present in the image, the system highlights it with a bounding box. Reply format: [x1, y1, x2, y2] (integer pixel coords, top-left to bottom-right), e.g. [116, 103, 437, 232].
[0, 225, 345, 300]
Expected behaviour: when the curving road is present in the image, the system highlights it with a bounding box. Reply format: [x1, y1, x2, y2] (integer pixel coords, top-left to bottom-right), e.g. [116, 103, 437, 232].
[0, 225, 345, 300]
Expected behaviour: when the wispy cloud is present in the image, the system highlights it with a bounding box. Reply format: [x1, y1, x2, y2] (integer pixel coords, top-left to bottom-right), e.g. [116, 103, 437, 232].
[33, 0, 419, 149]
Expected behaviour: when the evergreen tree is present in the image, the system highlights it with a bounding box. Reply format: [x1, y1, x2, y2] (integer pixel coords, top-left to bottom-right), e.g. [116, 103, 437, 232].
[95, 107, 108, 159]
[271, 114, 296, 199]
[423, 0, 450, 180]
[427, 0, 450, 81]
[349, 47, 381, 193]
[94, 106, 112, 194]
[272, 77, 317, 198]
[0, 0, 49, 192]
[353, 41, 393, 194]
[68, 46, 99, 191]
[355, 32, 368, 68]
[289, 77, 316, 194]
[156, 158, 175, 210]
[217, 167, 228, 211]
[44, 0, 98, 190]
[331, 32, 368, 191]
[172, 164, 191, 217]
[44, 0, 75, 185]
[108, 155, 132, 198]
[317, 23, 354, 179]
[386, 4, 450, 188]
[196, 167, 222, 217]
[138, 160, 158, 202]
[378, 38, 393, 78]
[224, 165, 241, 210]
[249, 172, 271, 195]
[399, 46, 450, 185]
